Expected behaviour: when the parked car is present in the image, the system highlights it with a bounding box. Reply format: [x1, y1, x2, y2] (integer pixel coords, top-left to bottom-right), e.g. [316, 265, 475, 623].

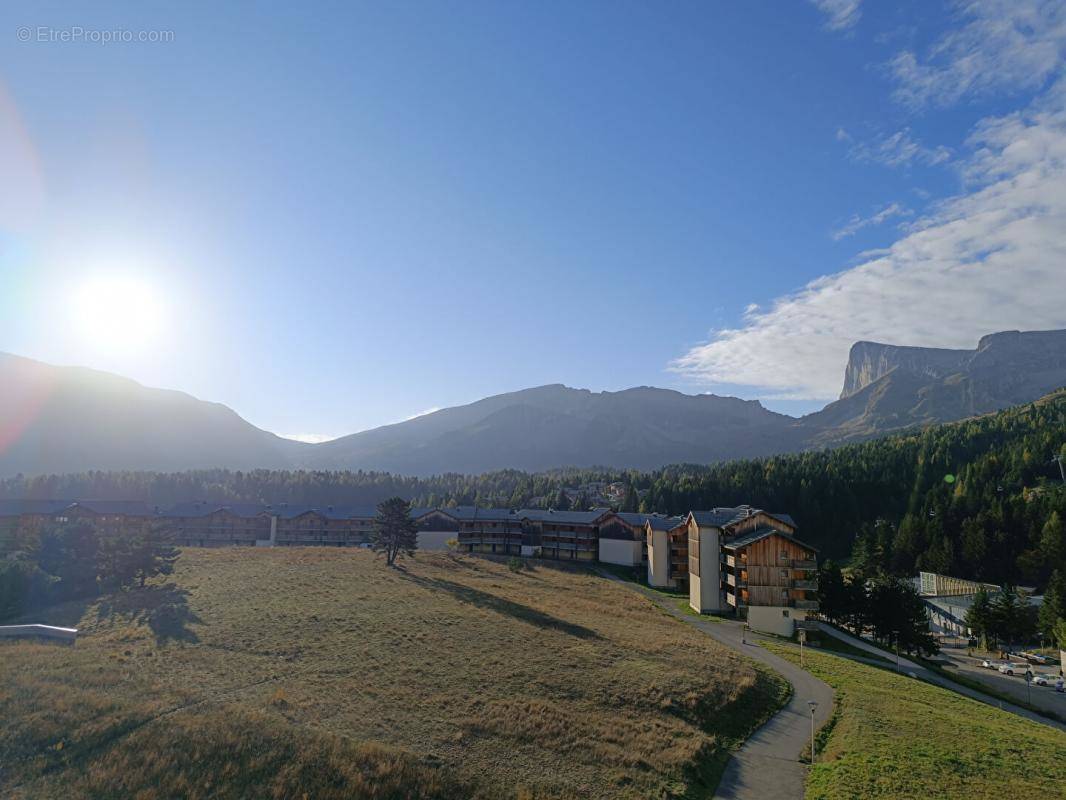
[998, 662, 1025, 676]
[1032, 673, 1056, 686]
[1020, 651, 1050, 665]
[981, 659, 997, 669]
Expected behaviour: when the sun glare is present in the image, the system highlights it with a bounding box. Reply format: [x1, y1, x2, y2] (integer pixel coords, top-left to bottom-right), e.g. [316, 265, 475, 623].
[71, 275, 164, 354]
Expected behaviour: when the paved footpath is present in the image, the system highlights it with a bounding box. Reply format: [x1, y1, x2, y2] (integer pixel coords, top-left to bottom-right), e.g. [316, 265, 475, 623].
[602, 575, 834, 800]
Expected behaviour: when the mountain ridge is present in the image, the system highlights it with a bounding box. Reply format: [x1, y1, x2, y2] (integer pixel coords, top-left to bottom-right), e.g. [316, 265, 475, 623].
[1, 327, 1063, 477]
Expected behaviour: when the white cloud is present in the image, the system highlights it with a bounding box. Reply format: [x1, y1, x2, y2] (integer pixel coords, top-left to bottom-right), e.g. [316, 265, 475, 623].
[810, 0, 862, 31]
[672, 80, 1066, 400]
[847, 127, 953, 168]
[831, 201, 913, 240]
[280, 432, 338, 444]
[889, 0, 1066, 108]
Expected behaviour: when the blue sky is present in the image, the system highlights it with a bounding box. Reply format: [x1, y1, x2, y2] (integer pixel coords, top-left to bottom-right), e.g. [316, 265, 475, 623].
[1, 1, 1064, 440]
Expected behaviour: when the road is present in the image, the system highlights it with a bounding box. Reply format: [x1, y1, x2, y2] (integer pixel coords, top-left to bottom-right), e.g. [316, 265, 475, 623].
[601, 576, 834, 800]
[938, 649, 1066, 717]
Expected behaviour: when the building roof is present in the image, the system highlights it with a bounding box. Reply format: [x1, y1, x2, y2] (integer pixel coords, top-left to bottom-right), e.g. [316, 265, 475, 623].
[0, 499, 157, 517]
[0, 499, 72, 517]
[645, 514, 687, 531]
[162, 502, 381, 520]
[513, 508, 610, 525]
[770, 512, 797, 529]
[690, 507, 755, 527]
[722, 524, 818, 553]
[689, 507, 797, 531]
[438, 506, 515, 521]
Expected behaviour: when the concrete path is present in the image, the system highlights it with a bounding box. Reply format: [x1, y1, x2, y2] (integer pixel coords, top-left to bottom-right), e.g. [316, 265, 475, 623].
[600, 576, 834, 800]
[816, 622, 924, 671]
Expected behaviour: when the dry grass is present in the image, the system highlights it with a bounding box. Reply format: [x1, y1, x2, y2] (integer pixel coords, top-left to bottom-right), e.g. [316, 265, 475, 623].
[1, 548, 786, 799]
[763, 642, 1066, 799]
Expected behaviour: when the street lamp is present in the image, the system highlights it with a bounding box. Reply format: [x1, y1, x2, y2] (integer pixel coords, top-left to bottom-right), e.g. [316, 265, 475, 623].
[807, 700, 819, 765]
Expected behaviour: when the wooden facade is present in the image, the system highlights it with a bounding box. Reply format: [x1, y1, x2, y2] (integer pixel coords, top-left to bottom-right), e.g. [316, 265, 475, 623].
[723, 531, 817, 611]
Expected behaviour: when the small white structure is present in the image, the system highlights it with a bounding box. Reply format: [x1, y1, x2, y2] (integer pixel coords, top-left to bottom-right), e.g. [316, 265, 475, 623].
[747, 606, 810, 638]
[598, 537, 641, 567]
[0, 624, 78, 645]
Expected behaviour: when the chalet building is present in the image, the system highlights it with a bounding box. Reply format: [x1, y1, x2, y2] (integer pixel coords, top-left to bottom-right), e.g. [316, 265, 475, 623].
[645, 515, 688, 589]
[0, 499, 155, 551]
[455, 507, 612, 561]
[687, 506, 818, 636]
[453, 507, 523, 555]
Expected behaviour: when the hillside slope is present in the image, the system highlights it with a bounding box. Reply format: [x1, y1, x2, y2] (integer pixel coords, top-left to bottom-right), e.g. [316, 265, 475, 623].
[0, 353, 306, 475]
[0, 549, 786, 799]
[306, 384, 802, 474]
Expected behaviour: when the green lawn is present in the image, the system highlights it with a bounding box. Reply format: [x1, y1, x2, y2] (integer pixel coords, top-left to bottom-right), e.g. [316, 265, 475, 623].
[1, 548, 787, 799]
[805, 632, 891, 664]
[762, 642, 1066, 799]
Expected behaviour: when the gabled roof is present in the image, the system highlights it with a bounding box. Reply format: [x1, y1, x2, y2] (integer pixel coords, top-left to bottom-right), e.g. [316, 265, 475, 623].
[722, 525, 818, 553]
[0, 499, 71, 517]
[688, 507, 798, 531]
[0, 499, 157, 517]
[63, 500, 156, 516]
[689, 507, 755, 528]
[514, 508, 611, 525]
[443, 506, 515, 522]
[768, 512, 796, 529]
[645, 515, 687, 531]
[163, 502, 275, 519]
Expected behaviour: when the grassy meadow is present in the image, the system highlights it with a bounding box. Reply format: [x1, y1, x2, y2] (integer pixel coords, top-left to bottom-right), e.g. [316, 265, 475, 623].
[1, 548, 788, 799]
[762, 642, 1066, 799]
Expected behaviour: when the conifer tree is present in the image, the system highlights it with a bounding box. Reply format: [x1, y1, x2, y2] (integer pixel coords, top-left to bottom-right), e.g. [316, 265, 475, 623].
[371, 497, 419, 566]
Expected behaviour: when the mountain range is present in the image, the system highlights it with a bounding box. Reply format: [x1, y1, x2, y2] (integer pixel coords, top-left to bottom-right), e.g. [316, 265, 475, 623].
[1, 328, 1063, 478]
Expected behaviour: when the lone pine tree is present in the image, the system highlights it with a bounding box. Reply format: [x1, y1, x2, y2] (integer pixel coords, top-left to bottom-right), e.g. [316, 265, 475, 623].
[371, 497, 419, 566]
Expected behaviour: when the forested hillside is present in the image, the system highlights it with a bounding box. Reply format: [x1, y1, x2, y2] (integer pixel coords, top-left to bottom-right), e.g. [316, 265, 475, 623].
[2, 390, 1063, 587]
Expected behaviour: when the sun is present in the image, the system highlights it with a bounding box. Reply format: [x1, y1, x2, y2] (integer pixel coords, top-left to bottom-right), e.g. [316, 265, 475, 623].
[71, 275, 164, 354]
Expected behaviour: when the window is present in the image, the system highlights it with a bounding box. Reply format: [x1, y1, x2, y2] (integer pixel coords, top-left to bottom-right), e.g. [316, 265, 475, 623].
[782, 610, 790, 618]
[780, 569, 788, 579]
[780, 549, 788, 560]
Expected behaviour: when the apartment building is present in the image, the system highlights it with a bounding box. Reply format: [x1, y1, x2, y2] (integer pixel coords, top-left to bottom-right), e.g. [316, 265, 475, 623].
[645, 515, 688, 589]
[455, 507, 612, 561]
[0, 499, 155, 552]
[684, 505, 818, 636]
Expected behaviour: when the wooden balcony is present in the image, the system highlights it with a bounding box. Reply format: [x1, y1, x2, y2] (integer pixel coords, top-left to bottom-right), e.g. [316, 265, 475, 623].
[792, 579, 818, 591]
[795, 599, 820, 610]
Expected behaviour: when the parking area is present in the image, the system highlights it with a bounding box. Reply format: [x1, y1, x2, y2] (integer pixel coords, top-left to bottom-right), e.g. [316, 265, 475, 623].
[939, 651, 1066, 716]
